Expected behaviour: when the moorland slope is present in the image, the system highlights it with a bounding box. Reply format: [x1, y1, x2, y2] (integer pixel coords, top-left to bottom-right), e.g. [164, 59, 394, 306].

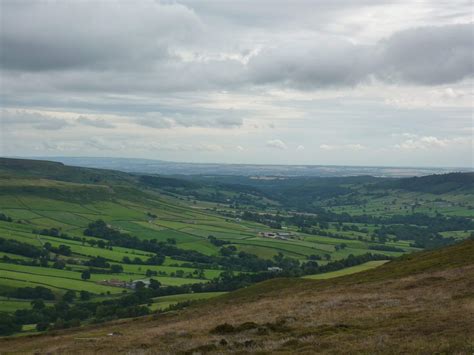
[1, 239, 473, 354]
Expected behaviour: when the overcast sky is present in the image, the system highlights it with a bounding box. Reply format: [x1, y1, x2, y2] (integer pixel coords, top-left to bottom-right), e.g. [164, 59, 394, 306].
[0, 0, 472, 167]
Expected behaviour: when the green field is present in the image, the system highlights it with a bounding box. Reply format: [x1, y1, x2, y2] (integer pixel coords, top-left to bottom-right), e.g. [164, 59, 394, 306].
[0, 158, 472, 337]
[149, 291, 227, 311]
[303, 260, 390, 279]
[0, 297, 54, 313]
[0, 179, 465, 300]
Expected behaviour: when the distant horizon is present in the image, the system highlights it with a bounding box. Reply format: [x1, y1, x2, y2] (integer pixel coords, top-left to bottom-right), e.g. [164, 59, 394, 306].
[8, 155, 473, 171]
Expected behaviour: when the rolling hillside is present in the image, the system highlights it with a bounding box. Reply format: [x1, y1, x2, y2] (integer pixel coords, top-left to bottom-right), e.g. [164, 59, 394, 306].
[0, 157, 473, 344]
[1, 239, 472, 353]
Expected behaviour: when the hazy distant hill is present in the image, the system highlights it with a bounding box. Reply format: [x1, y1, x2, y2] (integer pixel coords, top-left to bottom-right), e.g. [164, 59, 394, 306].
[377, 172, 474, 194]
[28, 156, 472, 177]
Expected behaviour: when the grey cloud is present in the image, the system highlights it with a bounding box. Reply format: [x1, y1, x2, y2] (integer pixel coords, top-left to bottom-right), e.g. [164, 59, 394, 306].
[40, 138, 117, 152]
[173, 114, 242, 128]
[135, 115, 174, 129]
[1, 23, 470, 100]
[33, 120, 70, 130]
[77, 116, 116, 128]
[135, 112, 243, 129]
[266, 139, 287, 150]
[248, 23, 474, 88]
[0, 58, 245, 95]
[0, 110, 70, 130]
[85, 138, 117, 151]
[0, 1, 201, 71]
[374, 24, 474, 85]
[1, 0, 382, 73]
[1, 0, 471, 98]
[248, 38, 371, 88]
[181, 0, 388, 29]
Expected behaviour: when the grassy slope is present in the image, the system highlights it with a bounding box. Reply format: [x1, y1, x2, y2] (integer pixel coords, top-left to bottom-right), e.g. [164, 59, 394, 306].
[0, 160, 470, 293]
[149, 292, 227, 311]
[302, 260, 389, 279]
[1, 240, 473, 354]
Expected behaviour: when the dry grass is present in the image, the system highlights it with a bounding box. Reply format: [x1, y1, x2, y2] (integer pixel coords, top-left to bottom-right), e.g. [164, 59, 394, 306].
[1, 243, 474, 354]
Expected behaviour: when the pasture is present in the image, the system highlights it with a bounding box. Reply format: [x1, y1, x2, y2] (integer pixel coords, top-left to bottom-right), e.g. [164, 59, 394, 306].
[303, 260, 390, 279]
[1, 173, 472, 322]
[150, 291, 227, 311]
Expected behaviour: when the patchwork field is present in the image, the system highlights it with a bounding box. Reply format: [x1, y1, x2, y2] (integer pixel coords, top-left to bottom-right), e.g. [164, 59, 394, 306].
[0, 158, 472, 338]
[3, 240, 473, 354]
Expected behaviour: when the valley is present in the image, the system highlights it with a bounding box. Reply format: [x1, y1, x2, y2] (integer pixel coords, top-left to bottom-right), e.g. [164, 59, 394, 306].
[0, 158, 472, 343]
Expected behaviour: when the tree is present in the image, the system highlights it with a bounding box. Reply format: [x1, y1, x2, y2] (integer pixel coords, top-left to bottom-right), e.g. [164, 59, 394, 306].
[58, 244, 72, 256]
[0, 314, 21, 336]
[110, 264, 123, 273]
[0, 213, 12, 222]
[87, 240, 97, 247]
[11, 286, 55, 300]
[80, 290, 91, 301]
[219, 246, 236, 257]
[149, 279, 161, 290]
[53, 260, 66, 269]
[51, 318, 66, 330]
[62, 290, 76, 303]
[54, 301, 70, 313]
[134, 281, 145, 290]
[31, 299, 45, 311]
[36, 322, 49, 332]
[146, 254, 165, 265]
[145, 269, 157, 277]
[39, 257, 49, 267]
[196, 268, 205, 279]
[81, 270, 91, 280]
[84, 256, 109, 268]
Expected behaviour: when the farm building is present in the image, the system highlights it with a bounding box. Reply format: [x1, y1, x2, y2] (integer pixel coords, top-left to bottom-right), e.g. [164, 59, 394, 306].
[127, 279, 151, 289]
[259, 231, 296, 240]
[97, 279, 151, 289]
[260, 232, 277, 238]
[98, 279, 127, 288]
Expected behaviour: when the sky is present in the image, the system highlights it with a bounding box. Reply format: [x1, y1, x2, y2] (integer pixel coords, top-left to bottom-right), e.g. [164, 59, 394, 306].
[0, 0, 473, 167]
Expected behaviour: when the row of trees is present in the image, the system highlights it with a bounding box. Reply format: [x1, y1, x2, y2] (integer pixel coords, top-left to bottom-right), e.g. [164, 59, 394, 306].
[0, 237, 46, 258]
[0, 212, 13, 222]
[83, 220, 275, 272]
[240, 209, 472, 250]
